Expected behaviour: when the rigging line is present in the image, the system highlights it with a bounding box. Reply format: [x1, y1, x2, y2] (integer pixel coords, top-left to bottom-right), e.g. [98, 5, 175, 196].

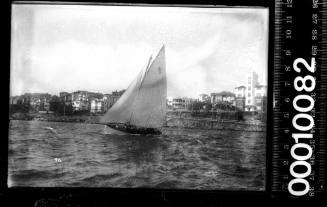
[126, 56, 152, 125]
[131, 63, 149, 125]
[139, 55, 153, 90]
[139, 45, 163, 90]
[145, 56, 153, 72]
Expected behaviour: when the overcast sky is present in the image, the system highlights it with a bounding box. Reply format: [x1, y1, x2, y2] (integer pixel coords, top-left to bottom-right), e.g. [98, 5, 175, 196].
[11, 4, 268, 98]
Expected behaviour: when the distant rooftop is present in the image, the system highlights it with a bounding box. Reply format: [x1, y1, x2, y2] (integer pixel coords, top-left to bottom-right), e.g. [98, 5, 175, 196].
[211, 91, 235, 97]
[235, 85, 246, 89]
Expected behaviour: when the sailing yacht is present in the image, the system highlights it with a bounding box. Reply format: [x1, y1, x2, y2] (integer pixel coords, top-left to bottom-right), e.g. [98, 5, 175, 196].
[100, 45, 167, 135]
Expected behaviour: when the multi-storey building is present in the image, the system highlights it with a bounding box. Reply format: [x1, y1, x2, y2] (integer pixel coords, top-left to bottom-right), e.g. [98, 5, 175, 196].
[166, 97, 173, 110]
[254, 85, 267, 112]
[90, 98, 104, 113]
[234, 86, 246, 111]
[59, 92, 72, 106]
[172, 98, 187, 110]
[245, 72, 259, 111]
[235, 86, 246, 98]
[210, 91, 235, 105]
[26, 93, 52, 112]
[199, 94, 210, 103]
[235, 72, 267, 112]
[103, 94, 119, 111]
[59, 92, 69, 98]
[103, 90, 125, 112]
[9, 96, 20, 105]
[184, 98, 197, 111]
[72, 91, 89, 111]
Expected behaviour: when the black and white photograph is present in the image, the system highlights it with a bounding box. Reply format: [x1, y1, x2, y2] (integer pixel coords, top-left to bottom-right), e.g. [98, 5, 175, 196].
[9, 3, 269, 190]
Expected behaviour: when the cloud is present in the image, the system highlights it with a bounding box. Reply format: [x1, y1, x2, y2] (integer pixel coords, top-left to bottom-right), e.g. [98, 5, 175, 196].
[10, 5, 268, 98]
[25, 41, 154, 94]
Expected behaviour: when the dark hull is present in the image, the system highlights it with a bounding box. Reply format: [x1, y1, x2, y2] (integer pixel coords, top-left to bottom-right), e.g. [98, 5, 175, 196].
[106, 123, 161, 135]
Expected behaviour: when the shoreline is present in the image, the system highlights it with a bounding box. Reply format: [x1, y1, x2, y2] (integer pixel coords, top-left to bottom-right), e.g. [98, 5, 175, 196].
[9, 113, 101, 124]
[9, 113, 266, 132]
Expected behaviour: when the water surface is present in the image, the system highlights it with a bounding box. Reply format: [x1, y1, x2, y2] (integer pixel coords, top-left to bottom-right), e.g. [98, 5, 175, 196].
[8, 120, 265, 190]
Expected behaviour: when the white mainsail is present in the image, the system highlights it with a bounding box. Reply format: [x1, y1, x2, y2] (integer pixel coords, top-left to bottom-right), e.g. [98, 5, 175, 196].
[100, 45, 167, 128]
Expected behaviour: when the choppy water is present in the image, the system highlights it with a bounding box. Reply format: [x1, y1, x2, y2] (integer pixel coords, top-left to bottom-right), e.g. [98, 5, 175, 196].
[8, 120, 265, 190]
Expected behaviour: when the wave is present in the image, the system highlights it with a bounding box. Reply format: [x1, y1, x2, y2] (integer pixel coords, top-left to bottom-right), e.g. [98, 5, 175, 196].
[9, 168, 63, 181]
[73, 159, 103, 168]
[43, 126, 58, 134]
[153, 179, 181, 189]
[9, 120, 266, 189]
[81, 172, 122, 184]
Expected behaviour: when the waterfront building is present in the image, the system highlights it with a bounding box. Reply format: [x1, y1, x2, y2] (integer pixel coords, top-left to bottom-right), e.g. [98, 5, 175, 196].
[90, 98, 104, 113]
[59, 92, 70, 98]
[235, 71, 267, 112]
[112, 90, 125, 96]
[235, 85, 246, 97]
[103, 90, 124, 112]
[72, 91, 88, 101]
[103, 94, 110, 112]
[172, 97, 187, 110]
[9, 96, 20, 105]
[72, 91, 89, 111]
[43, 101, 50, 112]
[255, 85, 267, 97]
[199, 94, 210, 103]
[107, 94, 120, 108]
[172, 98, 186, 110]
[103, 95, 109, 112]
[96, 100, 103, 113]
[254, 85, 267, 112]
[16, 93, 39, 105]
[244, 72, 259, 111]
[71, 91, 103, 111]
[185, 98, 198, 111]
[59, 92, 72, 106]
[24, 93, 52, 112]
[72, 100, 89, 111]
[87, 92, 103, 100]
[234, 86, 246, 111]
[170, 97, 197, 111]
[166, 97, 173, 110]
[210, 91, 235, 104]
[21, 96, 31, 104]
